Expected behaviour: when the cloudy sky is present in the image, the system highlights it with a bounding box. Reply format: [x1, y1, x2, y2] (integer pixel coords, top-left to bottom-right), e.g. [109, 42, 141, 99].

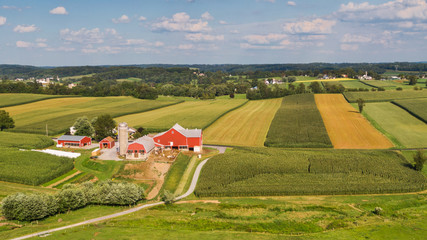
[0, 0, 427, 66]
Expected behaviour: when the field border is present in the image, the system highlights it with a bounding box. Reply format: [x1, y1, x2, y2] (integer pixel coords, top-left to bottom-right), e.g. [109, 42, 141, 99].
[0, 95, 80, 108]
[391, 100, 427, 124]
[201, 99, 249, 130]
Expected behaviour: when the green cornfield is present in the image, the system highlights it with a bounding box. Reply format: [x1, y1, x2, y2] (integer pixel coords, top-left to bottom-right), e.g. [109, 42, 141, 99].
[0, 132, 53, 149]
[195, 148, 426, 197]
[0, 148, 74, 185]
[392, 98, 427, 123]
[0, 93, 69, 108]
[264, 94, 332, 148]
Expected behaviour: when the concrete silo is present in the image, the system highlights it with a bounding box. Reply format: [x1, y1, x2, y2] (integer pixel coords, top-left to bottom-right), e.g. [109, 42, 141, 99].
[118, 122, 128, 156]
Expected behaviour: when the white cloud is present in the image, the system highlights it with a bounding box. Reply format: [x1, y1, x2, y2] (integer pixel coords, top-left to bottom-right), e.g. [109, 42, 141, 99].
[284, 18, 336, 34]
[46, 46, 75, 52]
[138, 16, 147, 21]
[341, 33, 372, 43]
[13, 24, 37, 33]
[219, 20, 227, 25]
[16, 41, 32, 48]
[152, 12, 211, 32]
[340, 44, 359, 51]
[49, 6, 68, 15]
[112, 15, 130, 24]
[16, 40, 47, 48]
[178, 44, 194, 50]
[201, 12, 214, 20]
[185, 33, 224, 42]
[243, 34, 288, 44]
[0, 16, 6, 26]
[287, 1, 296, 6]
[60, 28, 120, 44]
[338, 0, 427, 21]
[262, 0, 276, 3]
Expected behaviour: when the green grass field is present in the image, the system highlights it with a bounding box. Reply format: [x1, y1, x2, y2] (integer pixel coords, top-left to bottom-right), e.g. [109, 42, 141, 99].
[61, 74, 95, 80]
[0, 181, 57, 201]
[204, 98, 281, 147]
[392, 98, 427, 123]
[195, 147, 426, 197]
[363, 102, 427, 148]
[27, 192, 427, 240]
[0, 132, 53, 149]
[265, 94, 332, 148]
[162, 153, 192, 194]
[0, 93, 70, 108]
[115, 98, 247, 131]
[344, 90, 427, 102]
[323, 80, 369, 89]
[4, 96, 180, 135]
[0, 148, 74, 185]
[116, 77, 142, 82]
[360, 80, 399, 89]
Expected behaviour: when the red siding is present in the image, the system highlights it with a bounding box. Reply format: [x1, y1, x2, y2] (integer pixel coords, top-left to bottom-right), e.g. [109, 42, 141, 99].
[127, 142, 146, 152]
[99, 138, 115, 149]
[58, 136, 92, 147]
[153, 129, 202, 149]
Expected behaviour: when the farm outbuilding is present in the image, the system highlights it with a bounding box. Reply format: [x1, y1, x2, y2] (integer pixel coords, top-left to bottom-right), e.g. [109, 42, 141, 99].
[126, 136, 155, 160]
[153, 123, 203, 152]
[57, 135, 92, 148]
[99, 136, 115, 149]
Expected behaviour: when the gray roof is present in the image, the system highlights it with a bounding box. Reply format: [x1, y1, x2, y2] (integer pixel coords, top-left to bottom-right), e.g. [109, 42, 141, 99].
[173, 123, 202, 138]
[58, 135, 88, 142]
[130, 136, 155, 153]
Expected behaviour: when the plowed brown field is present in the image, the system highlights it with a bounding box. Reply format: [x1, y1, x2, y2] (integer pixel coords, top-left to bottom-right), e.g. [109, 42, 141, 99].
[315, 94, 393, 149]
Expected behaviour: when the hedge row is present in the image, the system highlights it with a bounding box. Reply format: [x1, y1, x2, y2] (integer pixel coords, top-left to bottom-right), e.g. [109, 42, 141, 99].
[1, 180, 146, 221]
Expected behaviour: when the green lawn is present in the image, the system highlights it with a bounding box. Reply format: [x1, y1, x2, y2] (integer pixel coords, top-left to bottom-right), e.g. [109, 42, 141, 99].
[162, 153, 192, 194]
[363, 102, 427, 148]
[115, 98, 247, 131]
[4, 96, 180, 135]
[0, 132, 53, 149]
[0, 181, 57, 201]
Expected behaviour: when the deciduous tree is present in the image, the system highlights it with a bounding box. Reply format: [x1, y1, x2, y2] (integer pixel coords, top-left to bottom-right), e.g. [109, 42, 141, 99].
[357, 98, 365, 113]
[0, 110, 14, 131]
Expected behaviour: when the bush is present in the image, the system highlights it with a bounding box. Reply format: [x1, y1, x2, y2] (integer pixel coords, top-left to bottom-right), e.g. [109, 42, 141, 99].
[396, 87, 403, 91]
[1, 193, 55, 221]
[161, 190, 175, 205]
[414, 150, 426, 171]
[56, 188, 87, 212]
[373, 207, 383, 215]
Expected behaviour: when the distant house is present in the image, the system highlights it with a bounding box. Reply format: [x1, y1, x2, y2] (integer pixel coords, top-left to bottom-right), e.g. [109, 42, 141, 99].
[126, 136, 155, 160]
[113, 126, 137, 136]
[99, 137, 115, 149]
[153, 123, 203, 152]
[57, 135, 91, 148]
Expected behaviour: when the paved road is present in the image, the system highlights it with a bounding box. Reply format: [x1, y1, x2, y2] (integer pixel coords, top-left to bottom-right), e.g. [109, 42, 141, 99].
[11, 158, 212, 240]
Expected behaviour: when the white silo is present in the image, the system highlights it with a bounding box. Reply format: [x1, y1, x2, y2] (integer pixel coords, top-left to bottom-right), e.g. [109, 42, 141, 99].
[118, 122, 128, 156]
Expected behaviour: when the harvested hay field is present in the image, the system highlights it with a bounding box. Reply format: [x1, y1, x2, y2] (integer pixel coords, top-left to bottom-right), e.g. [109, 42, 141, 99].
[204, 98, 281, 147]
[315, 94, 393, 149]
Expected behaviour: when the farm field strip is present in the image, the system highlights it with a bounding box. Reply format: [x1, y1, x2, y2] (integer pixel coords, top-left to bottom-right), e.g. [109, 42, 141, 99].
[323, 80, 370, 89]
[3, 96, 180, 134]
[203, 98, 281, 147]
[265, 94, 332, 148]
[315, 94, 393, 149]
[363, 102, 427, 148]
[0, 93, 71, 108]
[115, 98, 248, 130]
[392, 98, 427, 123]
[0, 181, 57, 201]
[297, 78, 357, 83]
[343, 90, 427, 103]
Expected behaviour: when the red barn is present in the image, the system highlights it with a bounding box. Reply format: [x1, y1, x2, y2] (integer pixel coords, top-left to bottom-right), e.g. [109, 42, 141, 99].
[58, 135, 91, 148]
[99, 136, 115, 149]
[126, 136, 155, 159]
[153, 123, 203, 152]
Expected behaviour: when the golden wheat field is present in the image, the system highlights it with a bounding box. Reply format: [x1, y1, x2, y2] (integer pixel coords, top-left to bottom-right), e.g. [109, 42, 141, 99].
[315, 94, 394, 149]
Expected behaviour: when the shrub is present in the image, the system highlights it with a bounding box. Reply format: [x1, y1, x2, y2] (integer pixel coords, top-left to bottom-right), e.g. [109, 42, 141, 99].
[378, 87, 386, 91]
[1, 193, 54, 221]
[56, 188, 87, 212]
[396, 87, 403, 91]
[373, 207, 383, 215]
[414, 150, 426, 171]
[161, 190, 175, 205]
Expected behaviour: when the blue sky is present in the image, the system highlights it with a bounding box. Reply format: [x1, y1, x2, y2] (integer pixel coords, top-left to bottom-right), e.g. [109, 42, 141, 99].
[0, 0, 426, 66]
